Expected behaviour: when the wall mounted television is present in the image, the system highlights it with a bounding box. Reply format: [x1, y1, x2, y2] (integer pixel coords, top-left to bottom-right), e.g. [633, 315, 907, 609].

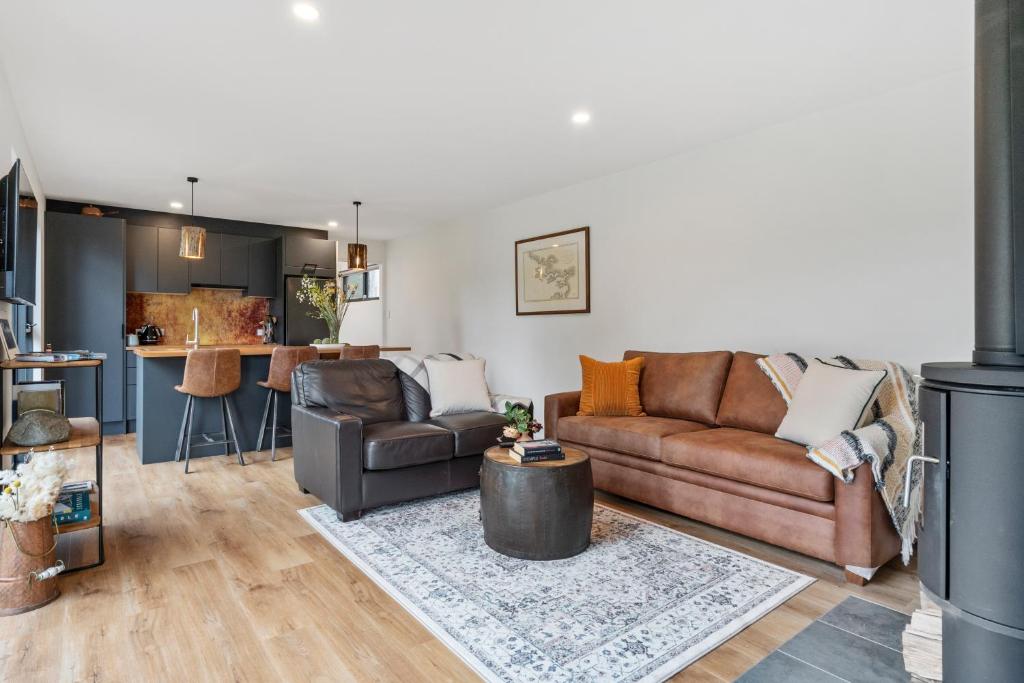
[0, 159, 37, 305]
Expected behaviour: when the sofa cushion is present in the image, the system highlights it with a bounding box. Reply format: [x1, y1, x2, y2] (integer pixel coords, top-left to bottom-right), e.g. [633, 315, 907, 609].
[428, 411, 508, 457]
[398, 370, 432, 422]
[424, 358, 493, 417]
[292, 359, 405, 425]
[623, 350, 732, 424]
[577, 355, 646, 416]
[660, 428, 834, 502]
[363, 421, 454, 471]
[557, 415, 709, 461]
[774, 359, 887, 447]
[715, 351, 788, 434]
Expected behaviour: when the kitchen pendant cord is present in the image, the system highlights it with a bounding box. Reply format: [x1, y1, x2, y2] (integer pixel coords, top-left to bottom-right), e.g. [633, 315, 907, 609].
[354, 200, 361, 246]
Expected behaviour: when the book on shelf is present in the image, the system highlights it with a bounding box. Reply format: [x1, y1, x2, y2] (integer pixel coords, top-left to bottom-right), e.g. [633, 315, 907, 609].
[53, 480, 95, 525]
[15, 350, 107, 363]
[61, 480, 95, 494]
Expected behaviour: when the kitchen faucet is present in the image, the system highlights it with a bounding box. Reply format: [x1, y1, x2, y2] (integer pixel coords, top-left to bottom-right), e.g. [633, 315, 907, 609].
[185, 307, 200, 347]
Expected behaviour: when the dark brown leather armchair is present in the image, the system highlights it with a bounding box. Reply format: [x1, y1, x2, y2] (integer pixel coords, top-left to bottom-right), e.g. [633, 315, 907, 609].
[291, 359, 507, 521]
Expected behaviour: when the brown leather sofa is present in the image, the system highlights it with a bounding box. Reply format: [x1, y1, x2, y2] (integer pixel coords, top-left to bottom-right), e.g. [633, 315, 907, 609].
[545, 350, 901, 583]
[292, 359, 508, 521]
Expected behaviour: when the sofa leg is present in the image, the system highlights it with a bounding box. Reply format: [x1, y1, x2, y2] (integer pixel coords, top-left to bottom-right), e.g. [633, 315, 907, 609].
[843, 569, 869, 586]
[339, 510, 361, 523]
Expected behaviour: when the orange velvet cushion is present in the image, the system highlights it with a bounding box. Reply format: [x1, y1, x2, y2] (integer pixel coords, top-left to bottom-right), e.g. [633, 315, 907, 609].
[577, 355, 646, 417]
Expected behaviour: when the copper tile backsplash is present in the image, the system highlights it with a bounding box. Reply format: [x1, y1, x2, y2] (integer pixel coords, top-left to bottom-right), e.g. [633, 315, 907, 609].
[127, 289, 269, 345]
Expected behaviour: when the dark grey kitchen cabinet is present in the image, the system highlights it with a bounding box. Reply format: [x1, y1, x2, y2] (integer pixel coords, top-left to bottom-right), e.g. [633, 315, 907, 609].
[157, 227, 190, 293]
[189, 232, 221, 285]
[221, 234, 250, 288]
[126, 224, 159, 292]
[248, 238, 278, 297]
[283, 235, 336, 277]
[128, 225, 191, 294]
[44, 211, 125, 430]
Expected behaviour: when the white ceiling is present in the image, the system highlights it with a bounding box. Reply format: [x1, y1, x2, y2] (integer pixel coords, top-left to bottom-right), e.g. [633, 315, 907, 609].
[0, 1, 971, 239]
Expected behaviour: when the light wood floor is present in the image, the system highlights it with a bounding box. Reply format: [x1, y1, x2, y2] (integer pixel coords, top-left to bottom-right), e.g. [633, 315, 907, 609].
[0, 435, 920, 682]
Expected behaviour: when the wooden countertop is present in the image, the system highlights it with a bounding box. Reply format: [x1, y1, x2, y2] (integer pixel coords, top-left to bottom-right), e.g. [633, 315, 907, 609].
[130, 344, 280, 358]
[129, 344, 412, 358]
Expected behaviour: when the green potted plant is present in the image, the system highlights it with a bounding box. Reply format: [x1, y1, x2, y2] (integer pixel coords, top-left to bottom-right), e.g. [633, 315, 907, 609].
[501, 402, 543, 442]
[294, 275, 356, 350]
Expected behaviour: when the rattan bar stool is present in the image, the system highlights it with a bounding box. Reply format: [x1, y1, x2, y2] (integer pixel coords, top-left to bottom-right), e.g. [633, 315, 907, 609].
[255, 345, 319, 460]
[174, 348, 245, 473]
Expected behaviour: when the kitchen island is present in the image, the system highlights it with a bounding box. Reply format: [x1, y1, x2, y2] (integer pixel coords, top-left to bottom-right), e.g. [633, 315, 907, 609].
[131, 344, 412, 464]
[133, 344, 281, 464]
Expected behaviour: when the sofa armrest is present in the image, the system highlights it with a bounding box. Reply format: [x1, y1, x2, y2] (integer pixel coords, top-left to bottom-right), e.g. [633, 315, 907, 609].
[291, 404, 364, 521]
[833, 469, 902, 569]
[544, 391, 581, 441]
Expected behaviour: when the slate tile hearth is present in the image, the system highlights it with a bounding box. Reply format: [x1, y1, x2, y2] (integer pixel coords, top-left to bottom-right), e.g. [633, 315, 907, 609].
[738, 596, 911, 682]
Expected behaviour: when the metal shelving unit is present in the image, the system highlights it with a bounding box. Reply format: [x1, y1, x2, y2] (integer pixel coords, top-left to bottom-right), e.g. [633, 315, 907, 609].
[1, 357, 104, 572]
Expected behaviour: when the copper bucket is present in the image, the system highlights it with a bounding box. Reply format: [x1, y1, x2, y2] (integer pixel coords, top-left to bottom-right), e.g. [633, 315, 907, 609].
[0, 517, 61, 616]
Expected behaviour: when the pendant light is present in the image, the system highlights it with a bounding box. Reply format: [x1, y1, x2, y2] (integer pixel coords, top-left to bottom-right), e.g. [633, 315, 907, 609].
[346, 200, 368, 272]
[179, 176, 207, 259]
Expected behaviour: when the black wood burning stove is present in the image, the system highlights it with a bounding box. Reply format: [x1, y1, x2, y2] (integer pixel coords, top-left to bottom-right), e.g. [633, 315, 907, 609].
[917, 2, 1024, 680]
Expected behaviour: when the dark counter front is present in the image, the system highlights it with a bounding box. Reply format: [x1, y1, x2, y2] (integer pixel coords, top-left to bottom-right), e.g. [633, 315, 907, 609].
[135, 353, 290, 464]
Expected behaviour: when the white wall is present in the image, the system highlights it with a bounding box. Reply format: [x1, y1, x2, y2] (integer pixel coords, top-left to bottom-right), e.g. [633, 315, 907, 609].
[386, 71, 974, 412]
[338, 239, 387, 346]
[0, 63, 46, 433]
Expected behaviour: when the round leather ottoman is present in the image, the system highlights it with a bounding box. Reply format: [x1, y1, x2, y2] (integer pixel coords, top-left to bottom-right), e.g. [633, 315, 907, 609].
[480, 446, 593, 560]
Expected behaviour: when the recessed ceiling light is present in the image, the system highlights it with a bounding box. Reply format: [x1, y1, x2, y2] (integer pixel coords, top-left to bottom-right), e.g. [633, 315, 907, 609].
[292, 3, 320, 22]
[327, 220, 338, 227]
[571, 111, 591, 125]
[169, 201, 183, 210]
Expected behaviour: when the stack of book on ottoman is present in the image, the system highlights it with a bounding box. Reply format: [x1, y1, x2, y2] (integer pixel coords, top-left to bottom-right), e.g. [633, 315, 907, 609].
[508, 439, 564, 463]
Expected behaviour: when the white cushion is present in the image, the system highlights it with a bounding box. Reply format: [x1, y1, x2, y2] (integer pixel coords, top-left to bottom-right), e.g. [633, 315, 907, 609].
[774, 359, 887, 447]
[424, 358, 492, 417]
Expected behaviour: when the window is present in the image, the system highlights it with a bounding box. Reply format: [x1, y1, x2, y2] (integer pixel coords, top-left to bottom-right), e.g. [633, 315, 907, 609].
[342, 264, 381, 302]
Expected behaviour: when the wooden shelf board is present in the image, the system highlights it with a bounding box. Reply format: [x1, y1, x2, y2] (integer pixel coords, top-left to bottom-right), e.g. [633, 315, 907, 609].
[56, 495, 100, 534]
[0, 358, 102, 369]
[0, 417, 101, 456]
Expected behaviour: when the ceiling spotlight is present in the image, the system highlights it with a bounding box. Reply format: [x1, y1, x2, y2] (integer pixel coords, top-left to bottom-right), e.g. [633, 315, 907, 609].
[169, 201, 183, 210]
[327, 220, 338, 227]
[571, 111, 591, 125]
[292, 3, 320, 21]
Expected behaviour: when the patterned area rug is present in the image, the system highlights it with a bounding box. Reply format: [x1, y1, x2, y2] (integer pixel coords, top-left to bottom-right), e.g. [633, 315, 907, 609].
[300, 491, 812, 682]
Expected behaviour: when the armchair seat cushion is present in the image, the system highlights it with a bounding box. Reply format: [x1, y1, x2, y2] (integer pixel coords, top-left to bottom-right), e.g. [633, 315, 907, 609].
[363, 421, 454, 471]
[558, 415, 710, 461]
[427, 411, 509, 457]
[660, 428, 834, 502]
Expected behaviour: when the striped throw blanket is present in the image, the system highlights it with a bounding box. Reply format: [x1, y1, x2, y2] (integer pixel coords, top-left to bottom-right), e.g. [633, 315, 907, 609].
[382, 351, 533, 414]
[756, 353, 922, 563]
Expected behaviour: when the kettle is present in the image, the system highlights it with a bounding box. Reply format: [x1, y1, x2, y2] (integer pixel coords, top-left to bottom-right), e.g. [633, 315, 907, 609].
[138, 324, 164, 345]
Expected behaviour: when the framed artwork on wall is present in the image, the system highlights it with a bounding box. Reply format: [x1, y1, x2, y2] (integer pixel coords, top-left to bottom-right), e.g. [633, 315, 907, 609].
[514, 226, 590, 315]
[0, 317, 20, 359]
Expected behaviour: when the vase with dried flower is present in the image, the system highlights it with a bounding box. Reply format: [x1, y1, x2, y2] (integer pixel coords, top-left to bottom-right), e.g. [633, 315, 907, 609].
[294, 275, 357, 351]
[501, 402, 542, 443]
[0, 448, 68, 615]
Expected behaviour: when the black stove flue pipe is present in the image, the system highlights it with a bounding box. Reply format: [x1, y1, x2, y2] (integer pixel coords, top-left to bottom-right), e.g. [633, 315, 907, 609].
[975, 0, 1024, 365]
